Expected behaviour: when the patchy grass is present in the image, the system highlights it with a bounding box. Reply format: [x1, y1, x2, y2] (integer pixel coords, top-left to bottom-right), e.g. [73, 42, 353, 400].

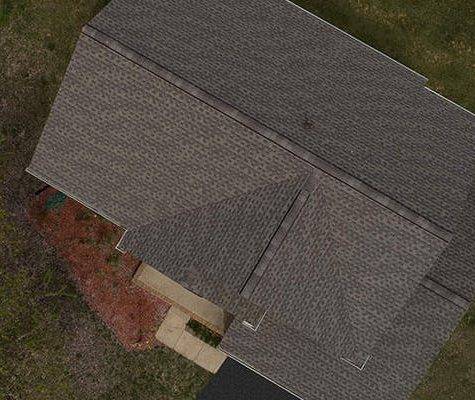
[411, 305, 475, 400]
[0, 0, 473, 399]
[1, 195, 210, 400]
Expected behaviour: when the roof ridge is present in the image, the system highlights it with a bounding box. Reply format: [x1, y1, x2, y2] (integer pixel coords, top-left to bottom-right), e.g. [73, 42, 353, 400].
[239, 173, 317, 301]
[420, 276, 470, 309]
[82, 24, 453, 242]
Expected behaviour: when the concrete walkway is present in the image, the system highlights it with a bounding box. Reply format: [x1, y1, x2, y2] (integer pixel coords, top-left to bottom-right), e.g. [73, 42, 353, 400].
[134, 263, 229, 334]
[133, 263, 228, 373]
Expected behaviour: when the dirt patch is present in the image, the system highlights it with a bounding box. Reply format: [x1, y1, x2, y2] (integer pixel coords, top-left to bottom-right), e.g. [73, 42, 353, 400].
[28, 187, 170, 350]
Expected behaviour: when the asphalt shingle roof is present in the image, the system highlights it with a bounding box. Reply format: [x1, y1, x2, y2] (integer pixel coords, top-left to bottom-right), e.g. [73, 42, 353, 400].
[88, 0, 475, 231]
[28, 34, 308, 229]
[247, 173, 447, 360]
[428, 176, 475, 299]
[220, 286, 465, 400]
[118, 176, 307, 310]
[26, 2, 475, 400]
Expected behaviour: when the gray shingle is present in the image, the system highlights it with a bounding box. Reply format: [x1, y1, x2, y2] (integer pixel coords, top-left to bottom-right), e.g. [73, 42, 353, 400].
[89, 0, 475, 231]
[248, 174, 447, 357]
[428, 175, 475, 299]
[79, 24, 454, 243]
[118, 176, 307, 310]
[220, 286, 465, 400]
[28, 34, 308, 229]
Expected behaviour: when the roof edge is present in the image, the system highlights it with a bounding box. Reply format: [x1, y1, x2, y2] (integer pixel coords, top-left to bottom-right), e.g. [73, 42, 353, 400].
[81, 24, 453, 242]
[282, 0, 428, 86]
[424, 87, 475, 117]
[26, 165, 126, 228]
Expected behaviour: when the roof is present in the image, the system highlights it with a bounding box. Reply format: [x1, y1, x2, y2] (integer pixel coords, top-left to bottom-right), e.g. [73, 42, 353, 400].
[26, 1, 475, 400]
[117, 176, 307, 310]
[220, 286, 466, 400]
[87, 0, 475, 232]
[428, 175, 475, 299]
[244, 173, 447, 359]
[28, 34, 308, 229]
[198, 359, 298, 400]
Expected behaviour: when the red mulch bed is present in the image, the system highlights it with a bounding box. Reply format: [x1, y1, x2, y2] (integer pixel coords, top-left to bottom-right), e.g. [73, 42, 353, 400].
[28, 187, 170, 350]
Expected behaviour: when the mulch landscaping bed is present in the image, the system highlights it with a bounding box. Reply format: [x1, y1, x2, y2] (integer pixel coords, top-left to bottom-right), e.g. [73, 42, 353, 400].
[28, 187, 170, 351]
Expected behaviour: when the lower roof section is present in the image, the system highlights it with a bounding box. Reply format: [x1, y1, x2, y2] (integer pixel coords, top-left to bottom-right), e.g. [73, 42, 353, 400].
[245, 173, 447, 359]
[89, 0, 475, 232]
[117, 176, 307, 311]
[219, 285, 466, 400]
[198, 359, 298, 400]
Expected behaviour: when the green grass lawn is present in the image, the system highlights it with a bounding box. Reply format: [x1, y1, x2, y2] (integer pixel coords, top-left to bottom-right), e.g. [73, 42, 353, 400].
[0, 1, 474, 399]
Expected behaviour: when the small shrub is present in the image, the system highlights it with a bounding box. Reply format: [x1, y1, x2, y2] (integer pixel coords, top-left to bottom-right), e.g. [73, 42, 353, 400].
[106, 252, 121, 267]
[98, 230, 116, 246]
[45, 192, 67, 211]
[186, 319, 222, 347]
[45, 39, 55, 51]
[75, 208, 94, 221]
[462, 311, 475, 328]
[79, 237, 97, 245]
[0, 0, 13, 26]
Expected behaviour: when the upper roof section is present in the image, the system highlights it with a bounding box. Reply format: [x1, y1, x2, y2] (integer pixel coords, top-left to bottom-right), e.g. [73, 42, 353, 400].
[28, 34, 308, 229]
[88, 0, 475, 231]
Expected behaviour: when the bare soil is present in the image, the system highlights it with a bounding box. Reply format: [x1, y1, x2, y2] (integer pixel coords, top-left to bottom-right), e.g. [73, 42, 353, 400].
[28, 187, 170, 351]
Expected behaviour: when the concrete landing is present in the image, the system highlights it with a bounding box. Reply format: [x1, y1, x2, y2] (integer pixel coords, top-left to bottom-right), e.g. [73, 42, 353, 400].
[134, 263, 228, 334]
